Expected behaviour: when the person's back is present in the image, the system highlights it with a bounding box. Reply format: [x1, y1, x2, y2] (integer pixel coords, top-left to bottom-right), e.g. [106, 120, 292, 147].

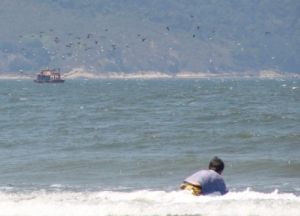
[180, 156, 228, 196]
[184, 169, 227, 195]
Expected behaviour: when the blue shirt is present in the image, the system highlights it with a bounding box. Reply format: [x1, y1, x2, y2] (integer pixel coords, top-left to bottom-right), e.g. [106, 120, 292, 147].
[184, 169, 228, 195]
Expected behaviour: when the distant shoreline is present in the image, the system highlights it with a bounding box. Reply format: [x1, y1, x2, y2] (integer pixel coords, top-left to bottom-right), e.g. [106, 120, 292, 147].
[0, 70, 299, 80]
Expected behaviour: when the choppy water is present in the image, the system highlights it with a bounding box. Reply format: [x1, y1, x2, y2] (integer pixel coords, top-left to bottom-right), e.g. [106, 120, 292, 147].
[0, 78, 299, 216]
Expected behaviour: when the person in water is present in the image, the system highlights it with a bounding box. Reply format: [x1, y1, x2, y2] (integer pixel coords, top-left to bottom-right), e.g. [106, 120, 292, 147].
[180, 156, 228, 196]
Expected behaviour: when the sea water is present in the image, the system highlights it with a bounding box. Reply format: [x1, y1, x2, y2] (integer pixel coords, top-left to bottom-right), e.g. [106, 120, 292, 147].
[0, 78, 299, 216]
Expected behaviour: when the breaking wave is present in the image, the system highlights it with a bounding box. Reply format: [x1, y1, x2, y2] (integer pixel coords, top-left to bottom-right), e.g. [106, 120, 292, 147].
[0, 189, 299, 216]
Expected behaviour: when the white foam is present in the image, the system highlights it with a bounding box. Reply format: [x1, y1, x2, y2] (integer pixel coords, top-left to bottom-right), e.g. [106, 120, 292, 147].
[19, 97, 28, 101]
[0, 190, 299, 216]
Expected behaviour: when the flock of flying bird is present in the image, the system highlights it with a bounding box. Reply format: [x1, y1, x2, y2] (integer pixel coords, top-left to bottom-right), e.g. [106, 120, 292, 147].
[16, 17, 272, 65]
[17, 21, 210, 61]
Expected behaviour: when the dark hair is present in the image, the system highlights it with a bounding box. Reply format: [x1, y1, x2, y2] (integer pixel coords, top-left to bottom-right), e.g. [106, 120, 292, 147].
[209, 156, 225, 174]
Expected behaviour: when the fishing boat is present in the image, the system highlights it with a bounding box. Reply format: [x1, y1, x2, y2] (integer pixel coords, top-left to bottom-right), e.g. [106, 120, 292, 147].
[34, 69, 64, 83]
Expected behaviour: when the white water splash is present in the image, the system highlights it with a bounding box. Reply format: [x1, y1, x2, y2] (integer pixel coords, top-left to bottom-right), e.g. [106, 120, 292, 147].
[0, 189, 299, 216]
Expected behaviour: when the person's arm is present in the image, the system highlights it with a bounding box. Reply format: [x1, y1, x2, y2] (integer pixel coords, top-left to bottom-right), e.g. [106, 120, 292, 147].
[219, 180, 228, 195]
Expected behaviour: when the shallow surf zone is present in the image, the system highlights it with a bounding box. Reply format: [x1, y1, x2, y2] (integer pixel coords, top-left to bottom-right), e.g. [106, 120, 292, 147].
[0, 189, 299, 216]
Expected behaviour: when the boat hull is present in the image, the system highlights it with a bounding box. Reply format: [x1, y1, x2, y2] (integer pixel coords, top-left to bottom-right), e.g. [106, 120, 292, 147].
[34, 80, 65, 83]
[34, 69, 64, 83]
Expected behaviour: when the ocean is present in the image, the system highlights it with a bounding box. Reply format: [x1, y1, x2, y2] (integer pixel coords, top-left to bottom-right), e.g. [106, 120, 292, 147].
[0, 77, 299, 216]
